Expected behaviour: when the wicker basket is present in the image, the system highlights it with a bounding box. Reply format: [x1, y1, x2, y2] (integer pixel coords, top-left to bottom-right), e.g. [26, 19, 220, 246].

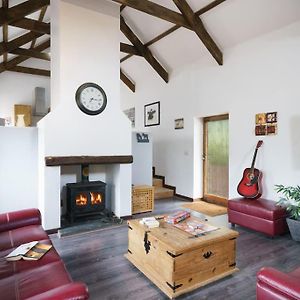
[132, 185, 154, 214]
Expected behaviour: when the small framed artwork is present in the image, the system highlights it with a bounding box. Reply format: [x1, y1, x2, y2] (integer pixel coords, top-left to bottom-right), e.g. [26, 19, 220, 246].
[144, 101, 160, 127]
[175, 118, 184, 130]
[255, 125, 267, 136]
[255, 113, 266, 124]
[266, 112, 277, 123]
[255, 111, 278, 136]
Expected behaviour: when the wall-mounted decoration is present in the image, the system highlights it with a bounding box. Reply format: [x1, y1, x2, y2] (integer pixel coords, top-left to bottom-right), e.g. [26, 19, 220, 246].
[14, 104, 32, 127]
[175, 118, 184, 130]
[136, 133, 149, 143]
[255, 112, 277, 136]
[144, 101, 160, 127]
[123, 107, 135, 128]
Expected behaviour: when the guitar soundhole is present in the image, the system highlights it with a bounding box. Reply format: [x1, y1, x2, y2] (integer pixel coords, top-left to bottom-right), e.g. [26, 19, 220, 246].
[203, 251, 212, 259]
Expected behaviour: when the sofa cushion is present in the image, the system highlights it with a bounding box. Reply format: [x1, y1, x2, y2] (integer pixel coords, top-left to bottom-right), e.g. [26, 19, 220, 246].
[0, 225, 49, 250]
[228, 198, 287, 220]
[0, 209, 41, 233]
[0, 261, 73, 300]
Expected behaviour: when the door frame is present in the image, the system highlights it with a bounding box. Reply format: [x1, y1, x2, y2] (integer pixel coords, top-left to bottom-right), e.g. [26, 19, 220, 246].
[203, 114, 229, 207]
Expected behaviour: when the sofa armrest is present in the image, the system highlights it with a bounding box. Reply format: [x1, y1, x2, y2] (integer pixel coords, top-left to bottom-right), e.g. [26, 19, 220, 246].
[24, 282, 89, 300]
[258, 267, 300, 300]
[0, 208, 41, 233]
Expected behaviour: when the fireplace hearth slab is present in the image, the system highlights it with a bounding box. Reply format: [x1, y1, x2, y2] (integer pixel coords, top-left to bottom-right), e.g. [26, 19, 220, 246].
[58, 214, 124, 237]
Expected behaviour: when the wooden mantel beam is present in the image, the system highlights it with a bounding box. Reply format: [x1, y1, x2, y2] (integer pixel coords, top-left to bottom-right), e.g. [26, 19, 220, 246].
[113, 0, 192, 30]
[121, 16, 168, 83]
[45, 156, 134, 166]
[172, 0, 223, 65]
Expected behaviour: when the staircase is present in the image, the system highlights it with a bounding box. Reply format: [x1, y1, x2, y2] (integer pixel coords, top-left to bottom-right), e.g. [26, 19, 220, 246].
[153, 177, 174, 200]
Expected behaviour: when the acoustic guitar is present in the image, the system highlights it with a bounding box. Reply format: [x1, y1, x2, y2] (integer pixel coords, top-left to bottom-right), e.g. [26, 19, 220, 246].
[237, 140, 263, 199]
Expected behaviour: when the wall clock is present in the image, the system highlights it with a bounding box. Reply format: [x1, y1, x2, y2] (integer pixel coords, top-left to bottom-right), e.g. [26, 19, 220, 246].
[75, 82, 107, 115]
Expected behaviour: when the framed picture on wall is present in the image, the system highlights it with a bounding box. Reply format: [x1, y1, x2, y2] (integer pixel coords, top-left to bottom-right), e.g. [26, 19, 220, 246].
[144, 101, 160, 127]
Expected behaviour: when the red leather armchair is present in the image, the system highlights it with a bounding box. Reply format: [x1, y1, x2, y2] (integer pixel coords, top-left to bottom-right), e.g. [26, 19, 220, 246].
[257, 267, 300, 300]
[0, 208, 89, 300]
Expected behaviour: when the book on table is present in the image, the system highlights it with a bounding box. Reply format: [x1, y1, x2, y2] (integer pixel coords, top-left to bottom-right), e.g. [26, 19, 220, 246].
[139, 217, 160, 228]
[5, 241, 52, 261]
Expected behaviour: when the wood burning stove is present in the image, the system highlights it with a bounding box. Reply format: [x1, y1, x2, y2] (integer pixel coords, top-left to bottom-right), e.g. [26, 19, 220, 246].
[66, 165, 106, 223]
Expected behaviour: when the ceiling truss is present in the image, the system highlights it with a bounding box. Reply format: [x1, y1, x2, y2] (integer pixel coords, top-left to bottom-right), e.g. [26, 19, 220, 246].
[0, 0, 226, 92]
[118, 0, 226, 92]
[0, 0, 50, 77]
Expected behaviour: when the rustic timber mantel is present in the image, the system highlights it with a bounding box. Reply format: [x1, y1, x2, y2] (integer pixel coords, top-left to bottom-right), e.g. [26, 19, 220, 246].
[45, 155, 133, 166]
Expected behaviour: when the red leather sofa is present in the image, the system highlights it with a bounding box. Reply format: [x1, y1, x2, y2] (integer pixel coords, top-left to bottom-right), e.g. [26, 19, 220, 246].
[257, 267, 300, 300]
[0, 208, 89, 300]
[228, 197, 288, 237]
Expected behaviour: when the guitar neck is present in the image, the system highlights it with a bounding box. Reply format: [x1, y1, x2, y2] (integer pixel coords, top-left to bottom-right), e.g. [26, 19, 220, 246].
[250, 148, 258, 172]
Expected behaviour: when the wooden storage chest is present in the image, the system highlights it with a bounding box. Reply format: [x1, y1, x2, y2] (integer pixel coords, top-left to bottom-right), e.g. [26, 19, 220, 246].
[132, 185, 154, 214]
[126, 217, 239, 299]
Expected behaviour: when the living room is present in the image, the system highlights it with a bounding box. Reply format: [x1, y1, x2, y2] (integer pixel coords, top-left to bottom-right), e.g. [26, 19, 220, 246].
[0, 0, 300, 299]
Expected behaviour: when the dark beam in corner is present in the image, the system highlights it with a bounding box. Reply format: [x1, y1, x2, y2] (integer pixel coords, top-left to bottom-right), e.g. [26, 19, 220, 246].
[45, 155, 134, 166]
[120, 69, 135, 92]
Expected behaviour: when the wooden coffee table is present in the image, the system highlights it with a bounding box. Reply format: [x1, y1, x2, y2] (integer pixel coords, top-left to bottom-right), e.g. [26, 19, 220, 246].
[125, 217, 239, 299]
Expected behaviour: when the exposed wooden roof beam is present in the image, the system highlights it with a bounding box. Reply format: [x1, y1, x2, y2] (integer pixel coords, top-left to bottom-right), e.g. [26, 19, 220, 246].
[113, 0, 192, 29]
[173, 0, 222, 65]
[31, 6, 48, 49]
[0, 0, 49, 26]
[11, 18, 50, 34]
[120, 42, 142, 56]
[10, 48, 50, 61]
[120, 69, 135, 92]
[0, 39, 50, 73]
[196, 0, 226, 16]
[0, 31, 43, 56]
[8, 66, 50, 77]
[120, 0, 226, 63]
[2, 0, 8, 63]
[120, 16, 168, 83]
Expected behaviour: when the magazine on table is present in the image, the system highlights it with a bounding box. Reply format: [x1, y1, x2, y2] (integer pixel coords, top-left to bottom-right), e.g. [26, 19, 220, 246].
[174, 219, 219, 236]
[5, 241, 52, 261]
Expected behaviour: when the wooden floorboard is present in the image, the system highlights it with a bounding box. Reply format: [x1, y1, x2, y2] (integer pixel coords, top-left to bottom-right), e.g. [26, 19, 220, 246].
[50, 197, 300, 300]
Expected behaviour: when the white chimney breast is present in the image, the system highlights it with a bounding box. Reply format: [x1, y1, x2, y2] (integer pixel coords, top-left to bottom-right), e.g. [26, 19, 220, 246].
[38, 1, 132, 229]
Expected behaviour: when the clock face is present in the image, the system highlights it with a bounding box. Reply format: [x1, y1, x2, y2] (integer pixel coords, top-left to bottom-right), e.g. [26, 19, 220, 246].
[75, 83, 107, 115]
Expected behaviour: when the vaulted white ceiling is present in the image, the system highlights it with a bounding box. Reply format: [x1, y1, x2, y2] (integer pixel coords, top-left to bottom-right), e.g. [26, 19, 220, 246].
[119, 0, 300, 90]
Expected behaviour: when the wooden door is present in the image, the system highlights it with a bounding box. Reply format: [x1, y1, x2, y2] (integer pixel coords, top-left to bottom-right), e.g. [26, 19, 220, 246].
[203, 114, 229, 206]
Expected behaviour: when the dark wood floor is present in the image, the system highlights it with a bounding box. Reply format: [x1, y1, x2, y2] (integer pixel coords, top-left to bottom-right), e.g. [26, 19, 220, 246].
[50, 198, 300, 300]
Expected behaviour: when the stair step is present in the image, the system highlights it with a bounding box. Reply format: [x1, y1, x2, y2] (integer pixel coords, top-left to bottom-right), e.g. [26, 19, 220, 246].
[153, 178, 163, 187]
[154, 186, 174, 200]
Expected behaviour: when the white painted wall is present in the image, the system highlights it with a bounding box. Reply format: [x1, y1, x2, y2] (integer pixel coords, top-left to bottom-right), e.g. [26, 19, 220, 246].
[121, 21, 300, 201]
[132, 131, 153, 186]
[0, 71, 50, 125]
[38, 1, 132, 229]
[0, 127, 38, 213]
